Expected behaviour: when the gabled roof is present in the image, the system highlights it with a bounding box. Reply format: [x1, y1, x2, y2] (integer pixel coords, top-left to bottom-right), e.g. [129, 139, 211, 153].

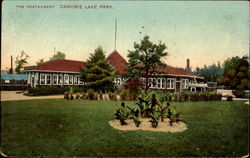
[33, 59, 85, 73]
[107, 50, 127, 75]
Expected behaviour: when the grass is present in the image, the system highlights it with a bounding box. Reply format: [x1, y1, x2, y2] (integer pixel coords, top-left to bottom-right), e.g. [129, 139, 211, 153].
[1, 99, 249, 157]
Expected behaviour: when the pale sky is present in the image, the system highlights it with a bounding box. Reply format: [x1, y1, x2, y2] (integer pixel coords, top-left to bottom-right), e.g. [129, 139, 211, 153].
[2, 1, 249, 70]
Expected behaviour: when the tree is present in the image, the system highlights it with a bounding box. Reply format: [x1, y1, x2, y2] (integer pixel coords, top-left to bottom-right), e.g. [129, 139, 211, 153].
[219, 56, 249, 92]
[50, 51, 66, 60]
[126, 35, 168, 92]
[192, 62, 223, 82]
[80, 46, 115, 92]
[36, 59, 45, 66]
[15, 51, 29, 74]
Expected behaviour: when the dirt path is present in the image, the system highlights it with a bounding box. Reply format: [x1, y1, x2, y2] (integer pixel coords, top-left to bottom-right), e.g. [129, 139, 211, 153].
[1, 91, 63, 101]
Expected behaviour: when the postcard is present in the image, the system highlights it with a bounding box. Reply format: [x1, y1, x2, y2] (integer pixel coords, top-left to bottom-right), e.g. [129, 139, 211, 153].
[1, 0, 249, 157]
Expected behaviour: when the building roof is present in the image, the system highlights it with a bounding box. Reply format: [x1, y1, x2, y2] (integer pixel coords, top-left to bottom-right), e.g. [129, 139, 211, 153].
[156, 65, 191, 76]
[31, 59, 85, 73]
[107, 50, 128, 75]
[26, 51, 202, 79]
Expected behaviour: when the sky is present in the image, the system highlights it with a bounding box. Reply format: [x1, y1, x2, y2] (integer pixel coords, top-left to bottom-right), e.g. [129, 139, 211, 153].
[2, 1, 249, 71]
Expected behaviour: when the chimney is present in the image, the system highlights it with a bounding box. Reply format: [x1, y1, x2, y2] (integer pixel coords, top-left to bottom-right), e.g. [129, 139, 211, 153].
[10, 55, 13, 74]
[186, 58, 190, 73]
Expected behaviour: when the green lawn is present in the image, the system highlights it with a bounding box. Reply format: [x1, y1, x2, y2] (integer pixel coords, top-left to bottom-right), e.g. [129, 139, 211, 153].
[1, 99, 248, 157]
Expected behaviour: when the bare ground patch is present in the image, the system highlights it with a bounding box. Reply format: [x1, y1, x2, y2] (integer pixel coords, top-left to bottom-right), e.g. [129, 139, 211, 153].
[109, 118, 187, 132]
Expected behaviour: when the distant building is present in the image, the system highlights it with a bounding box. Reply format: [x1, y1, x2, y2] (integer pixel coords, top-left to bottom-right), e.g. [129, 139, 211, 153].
[25, 50, 207, 92]
[0, 74, 28, 90]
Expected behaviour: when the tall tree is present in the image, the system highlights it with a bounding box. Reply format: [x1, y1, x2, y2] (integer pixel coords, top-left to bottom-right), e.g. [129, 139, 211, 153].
[15, 50, 29, 74]
[80, 46, 115, 92]
[126, 35, 168, 92]
[219, 56, 249, 91]
[36, 59, 45, 66]
[50, 51, 66, 60]
[192, 62, 223, 82]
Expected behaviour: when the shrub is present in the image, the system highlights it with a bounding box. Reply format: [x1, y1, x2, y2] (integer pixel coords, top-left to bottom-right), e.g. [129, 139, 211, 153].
[114, 103, 130, 125]
[81, 93, 87, 99]
[64, 92, 69, 100]
[190, 93, 199, 102]
[27, 86, 66, 96]
[75, 92, 81, 99]
[149, 112, 160, 128]
[233, 89, 245, 98]
[108, 93, 116, 101]
[227, 95, 233, 101]
[87, 89, 96, 100]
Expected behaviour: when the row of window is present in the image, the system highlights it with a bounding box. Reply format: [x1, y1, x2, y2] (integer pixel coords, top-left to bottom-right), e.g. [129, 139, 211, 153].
[140, 78, 189, 89]
[40, 73, 83, 85]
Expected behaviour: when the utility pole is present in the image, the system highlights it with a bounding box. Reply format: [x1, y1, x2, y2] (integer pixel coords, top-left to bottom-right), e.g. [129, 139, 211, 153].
[114, 18, 117, 50]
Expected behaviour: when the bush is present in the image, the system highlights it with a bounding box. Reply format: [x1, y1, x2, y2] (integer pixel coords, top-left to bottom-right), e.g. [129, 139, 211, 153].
[233, 89, 245, 98]
[87, 89, 96, 100]
[108, 92, 116, 101]
[226, 95, 233, 101]
[27, 86, 66, 96]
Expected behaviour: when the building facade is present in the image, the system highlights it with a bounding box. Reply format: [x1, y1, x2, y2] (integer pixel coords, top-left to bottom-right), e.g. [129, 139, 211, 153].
[25, 50, 207, 92]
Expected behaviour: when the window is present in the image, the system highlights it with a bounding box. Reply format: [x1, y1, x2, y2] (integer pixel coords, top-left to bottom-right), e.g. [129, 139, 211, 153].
[167, 78, 175, 89]
[157, 78, 161, 88]
[58, 74, 63, 85]
[64, 74, 69, 84]
[149, 78, 156, 88]
[140, 78, 145, 85]
[46, 74, 51, 85]
[79, 78, 83, 85]
[53, 74, 58, 85]
[69, 75, 73, 85]
[162, 78, 166, 88]
[74, 75, 78, 85]
[40, 74, 45, 85]
[182, 79, 189, 89]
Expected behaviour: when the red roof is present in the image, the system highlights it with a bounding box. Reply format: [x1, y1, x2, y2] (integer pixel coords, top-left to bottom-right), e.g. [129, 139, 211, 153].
[107, 50, 127, 75]
[35, 59, 85, 73]
[156, 65, 191, 76]
[29, 51, 195, 77]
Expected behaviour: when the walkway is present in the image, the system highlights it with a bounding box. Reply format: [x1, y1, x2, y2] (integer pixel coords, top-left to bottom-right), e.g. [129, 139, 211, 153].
[1, 91, 63, 101]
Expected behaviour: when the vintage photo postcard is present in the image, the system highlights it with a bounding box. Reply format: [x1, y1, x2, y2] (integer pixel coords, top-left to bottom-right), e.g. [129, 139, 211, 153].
[1, 0, 249, 157]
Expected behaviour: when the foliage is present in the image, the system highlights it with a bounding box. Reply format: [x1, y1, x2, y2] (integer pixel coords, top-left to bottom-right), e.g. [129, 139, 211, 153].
[226, 96, 233, 101]
[80, 46, 115, 92]
[219, 56, 249, 91]
[114, 103, 130, 125]
[108, 92, 117, 101]
[27, 86, 69, 96]
[126, 35, 168, 92]
[87, 89, 96, 100]
[36, 59, 45, 66]
[136, 91, 152, 118]
[232, 89, 245, 98]
[15, 51, 30, 74]
[118, 89, 139, 101]
[127, 106, 141, 127]
[149, 112, 160, 128]
[64, 92, 69, 100]
[192, 62, 223, 82]
[156, 102, 170, 121]
[50, 51, 66, 60]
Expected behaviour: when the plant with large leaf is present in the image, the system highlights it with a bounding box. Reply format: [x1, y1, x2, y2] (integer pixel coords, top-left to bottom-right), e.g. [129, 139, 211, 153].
[149, 111, 160, 128]
[114, 103, 130, 125]
[127, 106, 141, 127]
[156, 102, 170, 122]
